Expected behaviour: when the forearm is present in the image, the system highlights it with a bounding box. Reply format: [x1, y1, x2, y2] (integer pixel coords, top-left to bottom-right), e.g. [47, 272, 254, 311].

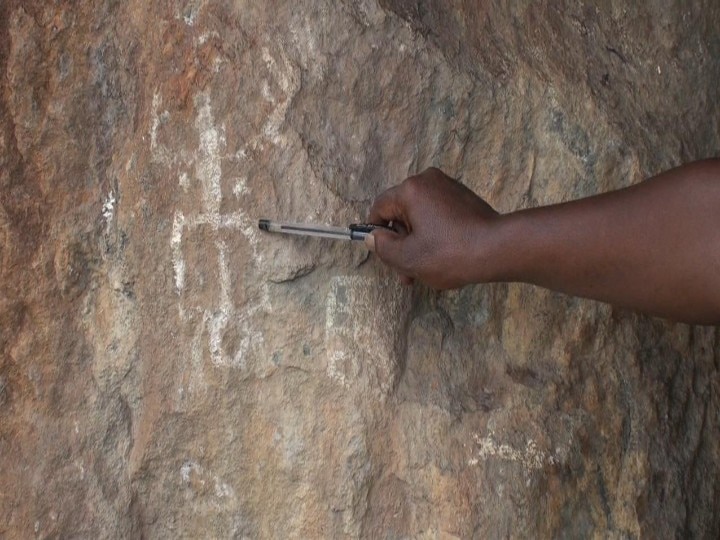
[488, 160, 720, 325]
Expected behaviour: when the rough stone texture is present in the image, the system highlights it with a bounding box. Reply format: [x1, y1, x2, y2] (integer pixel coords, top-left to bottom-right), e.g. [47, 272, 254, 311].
[1, 1, 719, 538]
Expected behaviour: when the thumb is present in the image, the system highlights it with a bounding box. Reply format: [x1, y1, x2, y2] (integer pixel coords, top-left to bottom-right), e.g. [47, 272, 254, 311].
[365, 229, 412, 273]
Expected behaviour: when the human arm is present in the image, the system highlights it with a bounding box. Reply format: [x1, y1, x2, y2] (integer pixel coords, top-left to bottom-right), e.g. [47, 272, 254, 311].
[366, 161, 720, 325]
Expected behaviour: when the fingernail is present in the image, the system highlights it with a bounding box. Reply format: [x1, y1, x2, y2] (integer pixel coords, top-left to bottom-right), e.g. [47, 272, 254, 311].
[364, 233, 375, 252]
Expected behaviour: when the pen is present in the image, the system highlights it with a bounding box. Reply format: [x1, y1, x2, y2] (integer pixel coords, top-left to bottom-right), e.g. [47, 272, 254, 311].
[258, 219, 389, 241]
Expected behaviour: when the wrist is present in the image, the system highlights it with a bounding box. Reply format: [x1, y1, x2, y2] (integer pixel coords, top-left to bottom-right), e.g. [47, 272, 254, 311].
[470, 210, 537, 284]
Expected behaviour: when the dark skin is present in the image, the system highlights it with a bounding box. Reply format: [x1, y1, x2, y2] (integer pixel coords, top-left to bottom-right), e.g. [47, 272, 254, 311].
[365, 160, 720, 326]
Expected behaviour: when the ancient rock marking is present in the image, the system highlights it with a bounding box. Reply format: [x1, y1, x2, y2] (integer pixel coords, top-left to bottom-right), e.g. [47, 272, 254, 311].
[158, 42, 301, 369]
[325, 276, 409, 395]
[178, 0, 206, 27]
[260, 46, 299, 147]
[180, 459, 237, 503]
[158, 91, 269, 368]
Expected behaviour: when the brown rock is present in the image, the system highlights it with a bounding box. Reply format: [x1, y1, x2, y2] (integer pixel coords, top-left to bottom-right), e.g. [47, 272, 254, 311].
[1, 1, 719, 537]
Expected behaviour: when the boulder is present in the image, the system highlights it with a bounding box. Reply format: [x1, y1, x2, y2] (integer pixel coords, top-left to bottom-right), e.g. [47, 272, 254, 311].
[1, 1, 719, 537]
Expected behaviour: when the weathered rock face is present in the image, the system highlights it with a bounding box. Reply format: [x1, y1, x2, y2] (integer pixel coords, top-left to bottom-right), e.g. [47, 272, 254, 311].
[1, 0, 719, 537]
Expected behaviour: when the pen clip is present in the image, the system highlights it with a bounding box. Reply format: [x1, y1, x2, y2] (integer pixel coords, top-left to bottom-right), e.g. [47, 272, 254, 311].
[349, 223, 393, 241]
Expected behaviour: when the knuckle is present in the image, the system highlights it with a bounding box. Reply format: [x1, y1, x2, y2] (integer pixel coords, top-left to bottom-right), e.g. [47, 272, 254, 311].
[424, 166, 453, 183]
[401, 176, 422, 200]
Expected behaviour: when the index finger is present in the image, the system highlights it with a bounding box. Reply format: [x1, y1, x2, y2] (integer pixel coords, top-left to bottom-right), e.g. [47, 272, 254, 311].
[367, 185, 407, 225]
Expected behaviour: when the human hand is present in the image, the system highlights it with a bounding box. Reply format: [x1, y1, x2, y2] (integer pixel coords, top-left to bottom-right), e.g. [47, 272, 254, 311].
[366, 167, 500, 289]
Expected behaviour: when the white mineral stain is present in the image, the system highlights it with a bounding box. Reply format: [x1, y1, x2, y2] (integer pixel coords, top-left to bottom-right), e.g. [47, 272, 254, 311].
[260, 47, 299, 146]
[150, 92, 175, 167]
[194, 93, 224, 216]
[180, 460, 200, 483]
[327, 350, 351, 388]
[179, 172, 189, 191]
[242, 222, 266, 268]
[102, 192, 115, 223]
[208, 238, 233, 366]
[188, 312, 209, 394]
[468, 433, 559, 470]
[180, 0, 204, 26]
[125, 154, 135, 172]
[261, 80, 273, 102]
[197, 30, 219, 45]
[171, 211, 186, 293]
[74, 460, 85, 480]
[180, 459, 237, 503]
[150, 93, 161, 151]
[232, 177, 248, 197]
[214, 479, 234, 498]
[212, 55, 223, 73]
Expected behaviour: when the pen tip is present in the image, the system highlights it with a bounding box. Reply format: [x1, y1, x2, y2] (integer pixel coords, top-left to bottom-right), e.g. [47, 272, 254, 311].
[258, 219, 270, 231]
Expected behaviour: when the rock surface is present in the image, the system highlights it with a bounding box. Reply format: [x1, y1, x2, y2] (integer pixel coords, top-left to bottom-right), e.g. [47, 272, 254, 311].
[1, 0, 719, 537]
